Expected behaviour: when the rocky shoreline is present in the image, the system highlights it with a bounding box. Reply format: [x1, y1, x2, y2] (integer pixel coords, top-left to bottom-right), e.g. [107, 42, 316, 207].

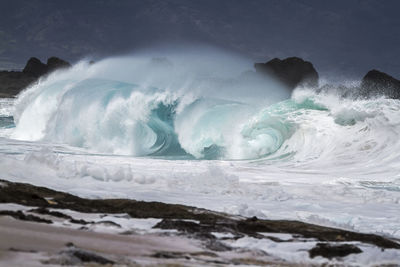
[1, 56, 400, 266]
[0, 179, 399, 266]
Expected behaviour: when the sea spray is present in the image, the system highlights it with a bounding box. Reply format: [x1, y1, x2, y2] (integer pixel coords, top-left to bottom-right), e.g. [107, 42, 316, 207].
[6, 49, 400, 163]
[10, 49, 292, 159]
[1, 64, 400, 238]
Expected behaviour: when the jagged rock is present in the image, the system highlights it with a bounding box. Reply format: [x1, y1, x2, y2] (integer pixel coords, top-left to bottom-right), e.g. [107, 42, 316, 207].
[0, 57, 71, 98]
[29, 207, 72, 219]
[22, 57, 48, 77]
[69, 218, 92, 225]
[152, 251, 191, 259]
[1, 178, 400, 250]
[52, 247, 115, 265]
[309, 243, 362, 259]
[360, 69, 400, 99]
[47, 57, 71, 72]
[0, 210, 52, 224]
[254, 57, 319, 89]
[24, 56, 71, 78]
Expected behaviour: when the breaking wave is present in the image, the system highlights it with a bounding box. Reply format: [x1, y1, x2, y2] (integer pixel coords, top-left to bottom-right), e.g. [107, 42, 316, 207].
[7, 51, 400, 163]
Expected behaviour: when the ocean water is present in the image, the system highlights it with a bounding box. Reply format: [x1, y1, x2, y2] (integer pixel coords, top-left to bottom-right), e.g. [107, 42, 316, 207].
[1, 51, 400, 240]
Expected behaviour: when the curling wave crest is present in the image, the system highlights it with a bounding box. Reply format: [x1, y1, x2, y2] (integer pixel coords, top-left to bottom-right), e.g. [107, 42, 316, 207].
[2, 51, 400, 240]
[6, 52, 400, 164]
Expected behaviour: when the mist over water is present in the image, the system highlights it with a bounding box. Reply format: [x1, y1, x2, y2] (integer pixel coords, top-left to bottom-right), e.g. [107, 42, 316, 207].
[10, 48, 293, 159]
[8, 48, 400, 164]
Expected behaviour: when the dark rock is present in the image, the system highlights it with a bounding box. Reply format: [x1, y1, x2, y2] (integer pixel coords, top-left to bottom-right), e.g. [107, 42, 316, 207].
[23, 56, 70, 78]
[29, 207, 72, 219]
[255, 57, 319, 90]
[152, 251, 191, 259]
[69, 218, 92, 225]
[204, 240, 232, 252]
[47, 57, 71, 72]
[69, 249, 114, 264]
[235, 219, 400, 250]
[154, 219, 203, 233]
[0, 57, 71, 98]
[154, 218, 239, 241]
[360, 69, 400, 99]
[65, 242, 75, 248]
[154, 219, 219, 241]
[1, 179, 399, 250]
[0, 210, 52, 224]
[22, 57, 48, 77]
[119, 230, 136, 235]
[249, 216, 258, 222]
[60, 247, 115, 265]
[190, 251, 218, 257]
[0, 71, 36, 98]
[309, 243, 362, 259]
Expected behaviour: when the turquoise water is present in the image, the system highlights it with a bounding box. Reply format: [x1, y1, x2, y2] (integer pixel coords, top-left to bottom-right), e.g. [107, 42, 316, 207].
[0, 116, 14, 129]
[2, 56, 400, 244]
[7, 77, 331, 160]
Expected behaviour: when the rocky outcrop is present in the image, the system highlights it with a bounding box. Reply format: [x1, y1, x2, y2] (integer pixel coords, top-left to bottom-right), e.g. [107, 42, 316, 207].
[255, 57, 319, 90]
[46, 57, 71, 72]
[360, 69, 400, 99]
[22, 57, 71, 78]
[22, 57, 48, 77]
[0, 57, 70, 98]
[0, 178, 399, 265]
[0, 72, 36, 98]
[0, 178, 399, 250]
[309, 243, 362, 259]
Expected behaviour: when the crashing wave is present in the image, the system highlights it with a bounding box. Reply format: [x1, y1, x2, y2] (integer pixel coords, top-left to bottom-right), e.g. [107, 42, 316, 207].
[6, 52, 400, 162]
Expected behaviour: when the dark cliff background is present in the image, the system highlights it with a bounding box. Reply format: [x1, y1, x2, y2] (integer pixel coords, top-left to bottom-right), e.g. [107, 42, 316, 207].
[0, 0, 399, 78]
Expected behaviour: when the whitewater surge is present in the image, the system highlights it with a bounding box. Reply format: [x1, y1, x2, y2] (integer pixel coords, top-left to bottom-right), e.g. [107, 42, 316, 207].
[1, 50, 400, 240]
[9, 61, 400, 164]
[10, 51, 292, 160]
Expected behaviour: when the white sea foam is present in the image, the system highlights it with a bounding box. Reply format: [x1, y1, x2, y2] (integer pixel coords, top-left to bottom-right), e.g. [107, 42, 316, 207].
[0, 50, 400, 256]
[0, 98, 14, 117]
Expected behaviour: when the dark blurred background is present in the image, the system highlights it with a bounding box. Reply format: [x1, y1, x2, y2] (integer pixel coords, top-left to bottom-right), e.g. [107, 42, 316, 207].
[0, 0, 399, 78]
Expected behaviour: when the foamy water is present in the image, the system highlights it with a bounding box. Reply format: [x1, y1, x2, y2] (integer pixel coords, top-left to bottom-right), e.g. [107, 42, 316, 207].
[1, 51, 399, 241]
